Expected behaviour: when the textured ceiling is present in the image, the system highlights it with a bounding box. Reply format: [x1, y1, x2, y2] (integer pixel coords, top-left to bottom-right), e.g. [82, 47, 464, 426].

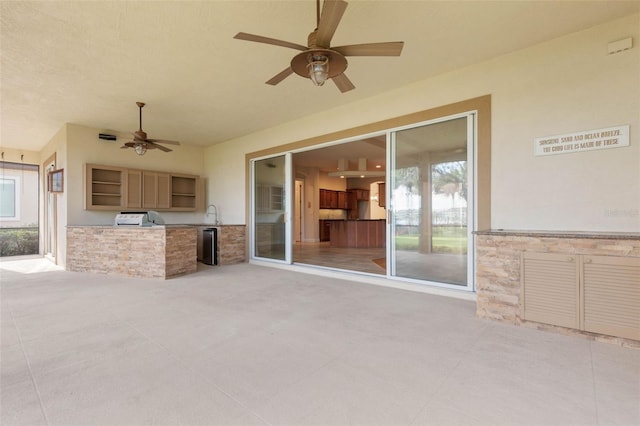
[2, 1, 639, 152]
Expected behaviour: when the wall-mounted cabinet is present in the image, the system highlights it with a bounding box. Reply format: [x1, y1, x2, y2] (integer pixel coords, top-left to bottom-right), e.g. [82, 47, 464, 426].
[142, 172, 171, 209]
[126, 170, 142, 208]
[85, 163, 200, 211]
[319, 189, 349, 210]
[378, 183, 386, 208]
[85, 164, 126, 210]
[171, 174, 199, 210]
[256, 184, 284, 212]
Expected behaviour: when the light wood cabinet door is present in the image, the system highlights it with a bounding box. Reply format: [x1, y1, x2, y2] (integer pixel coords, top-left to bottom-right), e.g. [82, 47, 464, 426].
[142, 172, 158, 209]
[157, 173, 171, 209]
[85, 163, 199, 211]
[521, 252, 579, 329]
[583, 255, 639, 340]
[126, 170, 142, 208]
[142, 172, 171, 209]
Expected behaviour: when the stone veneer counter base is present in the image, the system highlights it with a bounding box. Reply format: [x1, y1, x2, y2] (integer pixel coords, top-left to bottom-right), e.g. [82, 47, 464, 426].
[475, 230, 640, 347]
[67, 226, 197, 279]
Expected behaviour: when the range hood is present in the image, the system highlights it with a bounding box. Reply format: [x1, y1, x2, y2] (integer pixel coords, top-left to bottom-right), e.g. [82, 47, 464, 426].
[327, 158, 385, 178]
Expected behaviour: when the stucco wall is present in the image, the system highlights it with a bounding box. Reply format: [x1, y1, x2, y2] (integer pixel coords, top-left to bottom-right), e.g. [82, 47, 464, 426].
[40, 124, 68, 264]
[64, 123, 208, 226]
[204, 14, 640, 233]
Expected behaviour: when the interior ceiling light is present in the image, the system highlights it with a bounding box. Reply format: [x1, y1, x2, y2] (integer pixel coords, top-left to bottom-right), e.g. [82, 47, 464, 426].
[328, 157, 385, 178]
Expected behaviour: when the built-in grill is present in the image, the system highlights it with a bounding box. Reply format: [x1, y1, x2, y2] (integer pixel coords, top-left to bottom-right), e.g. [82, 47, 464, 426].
[114, 211, 164, 227]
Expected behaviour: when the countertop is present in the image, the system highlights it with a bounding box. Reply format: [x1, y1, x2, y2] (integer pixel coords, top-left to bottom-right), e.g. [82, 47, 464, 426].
[67, 224, 244, 228]
[474, 229, 640, 240]
[320, 219, 386, 221]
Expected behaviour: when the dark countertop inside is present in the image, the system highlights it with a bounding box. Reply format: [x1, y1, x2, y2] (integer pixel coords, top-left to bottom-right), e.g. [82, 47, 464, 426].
[474, 229, 640, 240]
[320, 219, 385, 221]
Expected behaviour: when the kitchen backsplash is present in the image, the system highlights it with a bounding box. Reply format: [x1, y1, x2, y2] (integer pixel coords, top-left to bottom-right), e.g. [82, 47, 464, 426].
[319, 209, 347, 220]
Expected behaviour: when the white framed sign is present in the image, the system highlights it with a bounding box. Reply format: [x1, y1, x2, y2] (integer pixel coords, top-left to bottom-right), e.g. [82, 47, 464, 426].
[534, 125, 629, 156]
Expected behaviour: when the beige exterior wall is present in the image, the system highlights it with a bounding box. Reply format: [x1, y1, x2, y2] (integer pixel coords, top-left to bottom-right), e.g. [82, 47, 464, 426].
[38, 123, 210, 267]
[65, 123, 208, 226]
[204, 14, 639, 233]
[40, 125, 68, 264]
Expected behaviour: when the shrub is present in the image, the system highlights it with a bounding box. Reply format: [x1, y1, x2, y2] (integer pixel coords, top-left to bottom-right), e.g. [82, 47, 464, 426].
[0, 228, 39, 256]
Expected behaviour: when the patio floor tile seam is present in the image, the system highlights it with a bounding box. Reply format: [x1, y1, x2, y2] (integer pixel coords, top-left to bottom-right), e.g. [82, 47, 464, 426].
[118, 318, 274, 425]
[5, 302, 50, 426]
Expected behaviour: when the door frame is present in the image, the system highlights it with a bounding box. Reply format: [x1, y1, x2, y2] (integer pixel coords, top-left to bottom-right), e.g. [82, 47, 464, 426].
[249, 153, 292, 264]
[245, 95, 491, 293]
[386, 111, 477, 291]
[43, 153, 57, 262]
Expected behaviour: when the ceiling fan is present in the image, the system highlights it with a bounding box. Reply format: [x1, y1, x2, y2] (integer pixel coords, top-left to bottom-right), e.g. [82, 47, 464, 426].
[120, 102, 180, 155]
[234, 0, 404, 93]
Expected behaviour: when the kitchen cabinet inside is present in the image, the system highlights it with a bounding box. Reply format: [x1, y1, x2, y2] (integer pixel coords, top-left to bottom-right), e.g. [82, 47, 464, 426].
[351, 189, 370, 201]
[319, 189, 349, 210]
[319, 220, 332, 242]
[85, 164, 125, 210]
[378, 183, 386, 208]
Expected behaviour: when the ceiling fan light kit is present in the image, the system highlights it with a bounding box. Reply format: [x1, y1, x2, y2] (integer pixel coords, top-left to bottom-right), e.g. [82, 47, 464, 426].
[134, 144, 147, 156]
[234, 0, 403, 93]
[308, 54, 329, 86]
[120, 102, 180, 156]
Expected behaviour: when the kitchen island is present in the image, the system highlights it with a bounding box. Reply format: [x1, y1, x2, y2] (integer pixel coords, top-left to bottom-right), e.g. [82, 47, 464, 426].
[329, 220, 385, 248]
[67, 225, 197, 279]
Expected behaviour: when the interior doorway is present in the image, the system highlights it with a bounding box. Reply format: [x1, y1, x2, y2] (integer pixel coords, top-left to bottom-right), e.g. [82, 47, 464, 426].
[250, 111, 478, 291]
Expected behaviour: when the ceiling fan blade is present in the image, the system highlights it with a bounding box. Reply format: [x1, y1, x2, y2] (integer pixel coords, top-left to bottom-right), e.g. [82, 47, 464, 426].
[234, 32, 307, 51]
[148, 142, 172, 153]
[333, 41, 404, 57]
[266, 67, 294, 85]
[147, 139, 180, 146]
[332, 73, 355, 93]
[315, 0, 348, 48]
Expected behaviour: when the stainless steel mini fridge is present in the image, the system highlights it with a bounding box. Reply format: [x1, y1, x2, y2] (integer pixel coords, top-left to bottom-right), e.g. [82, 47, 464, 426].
[203, 228, 218, 265]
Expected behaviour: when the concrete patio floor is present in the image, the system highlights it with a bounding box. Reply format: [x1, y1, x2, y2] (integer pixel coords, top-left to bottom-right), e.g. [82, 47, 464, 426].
[1, 259, 638, 425]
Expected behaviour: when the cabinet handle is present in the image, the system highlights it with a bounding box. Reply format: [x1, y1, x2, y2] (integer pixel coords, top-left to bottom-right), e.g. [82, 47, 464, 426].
[567, 257, 574, 262]
[584, 258, 592, 264]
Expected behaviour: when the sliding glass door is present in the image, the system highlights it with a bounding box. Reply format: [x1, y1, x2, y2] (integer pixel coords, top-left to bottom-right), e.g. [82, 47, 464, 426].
[251, 154, 291, 262]
[388, 114, 475, 290]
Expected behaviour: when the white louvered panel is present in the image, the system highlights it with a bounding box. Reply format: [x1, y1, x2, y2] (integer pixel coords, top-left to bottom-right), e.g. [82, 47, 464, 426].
[522, 253, 579, 328]
[583, 255, 640, 340]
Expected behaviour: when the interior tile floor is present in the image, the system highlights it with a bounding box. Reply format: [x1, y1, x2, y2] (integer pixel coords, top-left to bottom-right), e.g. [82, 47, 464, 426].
[293, 242, 386, 275]
[294, 242, 468, 285]
[1, 258, 639, 425]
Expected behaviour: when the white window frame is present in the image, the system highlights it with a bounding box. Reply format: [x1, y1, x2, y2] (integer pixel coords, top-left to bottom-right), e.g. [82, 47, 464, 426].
[0, 176, 21, 222]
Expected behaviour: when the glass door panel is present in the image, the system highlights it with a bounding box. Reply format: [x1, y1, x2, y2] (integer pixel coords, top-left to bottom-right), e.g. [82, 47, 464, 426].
[389, 115, 472, 288]
[252, 155, 288, 261]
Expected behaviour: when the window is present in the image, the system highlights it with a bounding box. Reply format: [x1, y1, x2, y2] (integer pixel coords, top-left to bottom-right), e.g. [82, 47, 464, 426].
[0, 178, 19, 220]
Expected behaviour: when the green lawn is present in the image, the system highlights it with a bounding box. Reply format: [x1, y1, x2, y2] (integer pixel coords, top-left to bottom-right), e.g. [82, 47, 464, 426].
[395, 226, 467, 254]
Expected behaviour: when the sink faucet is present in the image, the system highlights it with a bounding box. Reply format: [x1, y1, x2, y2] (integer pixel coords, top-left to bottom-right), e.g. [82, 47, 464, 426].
[206, 204, 219, 225]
